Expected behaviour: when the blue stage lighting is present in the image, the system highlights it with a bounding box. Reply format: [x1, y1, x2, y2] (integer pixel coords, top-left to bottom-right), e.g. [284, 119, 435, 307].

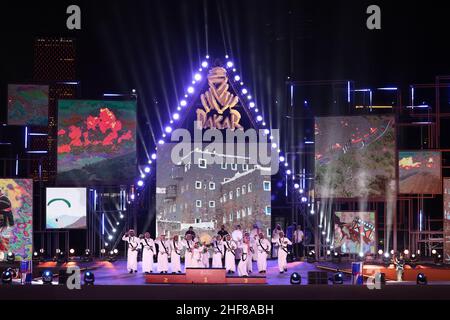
[84, 271, 95, 285]
[42, 270, 53, 284]
[333, 272, 344, 284]
[417, 273, 427, 285]
[290, 272, 301, 284]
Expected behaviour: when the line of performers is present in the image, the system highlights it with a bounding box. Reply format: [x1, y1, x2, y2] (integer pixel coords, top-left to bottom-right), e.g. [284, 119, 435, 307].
[122, 228, 293, 277]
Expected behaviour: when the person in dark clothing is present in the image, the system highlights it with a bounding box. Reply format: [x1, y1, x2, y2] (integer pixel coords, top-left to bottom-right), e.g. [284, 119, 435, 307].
[218, 225, 229, 238]
[185, 226, 196, 240]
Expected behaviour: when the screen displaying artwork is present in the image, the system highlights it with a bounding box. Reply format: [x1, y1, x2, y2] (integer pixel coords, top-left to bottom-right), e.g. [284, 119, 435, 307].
[0, 179, 33, 261]
[57, 100, 136, 184]
[399, 151, 442, 194]
[334, 211, 376, 254]
[156, 143, 271, 240]
[315, 116, 396, 198]
[8, 84, 49, 126]
[46, 188, 87, 229]
[444, 179, 450, 264]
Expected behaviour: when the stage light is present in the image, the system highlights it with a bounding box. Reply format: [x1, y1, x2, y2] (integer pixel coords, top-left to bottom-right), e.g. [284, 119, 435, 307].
[249, 102, 255, 108]
[290, 272, 301, 284]
[42, 270, 53, 285]
[144, 166, 151, 174]
[151, 153, 157, 160]
[165, 126, 172, 133]
[301, 197, 308, 203]
[180, 100, 187, 107]
[417, 250, 421, 255]
[113, 249, 119, 254]
[326, 250, 331, 255]
[234, 75, 241, 81]
[242, 88, 248, 95]
[264, 129, 270, 135]
[112, 228, 117, 233]
[226, 61, 234, 68]
[299, 189, 304, 194]
[378, 249, 383, 255]
[100, 249, 106, 254]
[254, 108, 259, 113]
[84, 271, 95, 285]
[82, 249, 92, 262]
[416, 273, 427, 285]
[140, 173, 145, 179]
[432, 249, 437, 255]
[130, 194, 135, 200]
[225, 54, 229, 59]
[321, 231, 326, 236]
[256, 115, 263, 122]
[108, 250, 118, 262]
[333, 272, 344, 284]
[158, 139, 164, 145]
[294, 183, 300, 189]
[390, 250, 395, 255]
[69, 248, 75, 255]
[6, 252, 15, 263]
[194, 73, 202, 81]
[173, 113, 180, 120]
[1, 270, 13, 284]
[286, 170, 292, 175]
[310, 209, 315, 214]
[279, 156, 285, 162]
[132, 89, 136, 94]
[384, 252, 390, 258]
[247, 95, 252, 100]
[137, 180, 144, 187]
[358, 252, 364, 258]
[403, 249, 409, 255]
[57, 251, 67, 263]
[201, 61, 208, 68]
[307, 250, 316, 263]
[271, 143, 277, 149]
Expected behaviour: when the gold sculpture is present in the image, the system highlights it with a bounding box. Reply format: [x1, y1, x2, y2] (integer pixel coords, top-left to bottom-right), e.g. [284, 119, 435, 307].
[196, 67, 243, 130]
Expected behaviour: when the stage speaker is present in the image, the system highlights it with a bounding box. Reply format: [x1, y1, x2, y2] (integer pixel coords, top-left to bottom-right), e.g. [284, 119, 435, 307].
[307, 271, 328, 284]
[58, 269, 69, 285]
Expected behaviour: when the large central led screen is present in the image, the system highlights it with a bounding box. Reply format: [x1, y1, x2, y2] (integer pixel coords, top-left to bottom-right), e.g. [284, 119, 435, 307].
[315, 116, 395, 198]
[57, 100, 136, 184]
[155, 143, 271, 241]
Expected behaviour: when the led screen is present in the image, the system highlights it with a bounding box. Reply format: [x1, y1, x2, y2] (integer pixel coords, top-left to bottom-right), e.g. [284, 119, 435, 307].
[57, 100, 136, 184]
[399, 151, 441, 194]
[46, 188, 87, 229]
[0, 179, 33, 261]
[334, 211, 376, 254]
[8, 84, 49, 126]
[315, 116, 396, 198]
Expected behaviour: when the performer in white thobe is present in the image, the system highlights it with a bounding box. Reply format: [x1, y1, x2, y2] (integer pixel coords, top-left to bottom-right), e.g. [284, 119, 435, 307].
[170, 235, 182, 273]
[271, 224, 283, 258]
[231, 225, 243, 260]
[237, 236, 250, 277]
[244, 232, 254, 273]
[155, 235, 170, 273]
[212, 235, 224, 268]
[201, 242, 210, 268]
[256, 232, 271, 273]
[249, 224, 260, 261]
[122, 229, 139, 273]
[140, 232, 156, 274]
[192, 243, 203, 268]
[276, 232, 292, 273]
[224, 234, 237, 274]
[182, 234, 195, 268]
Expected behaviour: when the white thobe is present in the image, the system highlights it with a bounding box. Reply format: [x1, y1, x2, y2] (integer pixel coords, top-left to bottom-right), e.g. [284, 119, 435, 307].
[122, 235, 139, 272]
[238, 243, 249, 277]
[140, 238, 156, 273]
[212, 241, 224, 268]
[201, 246, 210, 268]
[256, 238, 271, 272]
[170, 240, 182, 273]
[231, 230, 243, 260]
[249, 228, 259, 261]
[182, 239, 195, 268]
[277, 237, 292, 272]
[224, 240, 237, 272]
[155, 239, 170, 272]
[192, 248, 203, 268]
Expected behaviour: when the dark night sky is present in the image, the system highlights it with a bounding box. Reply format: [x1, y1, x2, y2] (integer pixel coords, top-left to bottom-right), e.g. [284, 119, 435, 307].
[1, 0, 450, 136]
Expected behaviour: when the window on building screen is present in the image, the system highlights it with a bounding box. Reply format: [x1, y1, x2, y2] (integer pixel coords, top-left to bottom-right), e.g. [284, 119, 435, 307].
[236, 188, 240, 197]
[209, 201, 215, 208]
[237, 211, 241, 219]
[242, 209, 246, 218]
[248, 183, 253, 193]
[231, 163, 237, 170]
[209, 182, 216, 190]
[263, 181, 271, 191]
[199, 158, 207, 169]
[265, 206, 271, 215]
[242, 164, 248, 171]
[221, 163, 227, 170]
[229, 191, 233, 200]
[242, 185, 246, 195]
[224, 178, 230, 183]
[195, 181, 202, 189]
[196, 200, 202, 208]
[247, 207, 252, 216]
[229, 213, 233, 221]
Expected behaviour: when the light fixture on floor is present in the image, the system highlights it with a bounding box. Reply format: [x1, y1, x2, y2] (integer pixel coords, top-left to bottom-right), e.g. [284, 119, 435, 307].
[84, 271, 95, 285]
[416, 273, 427, 285]
[42, 270, 53, 285]
[332, 271, 344, 284]
[290, 272, 301, 284]
[6, 252, 15, 263]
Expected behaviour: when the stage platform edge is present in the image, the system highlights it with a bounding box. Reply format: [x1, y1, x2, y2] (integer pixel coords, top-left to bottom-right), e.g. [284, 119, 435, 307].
[145, 268, 266, 284]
